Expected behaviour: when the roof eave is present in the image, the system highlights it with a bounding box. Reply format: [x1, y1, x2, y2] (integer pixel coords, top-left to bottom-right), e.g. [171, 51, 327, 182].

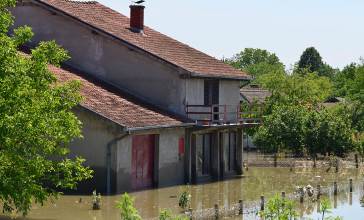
[186, 72, 252, 81]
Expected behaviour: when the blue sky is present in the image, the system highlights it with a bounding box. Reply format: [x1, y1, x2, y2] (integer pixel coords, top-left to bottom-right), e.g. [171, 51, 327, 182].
[98, 0, 364, 69]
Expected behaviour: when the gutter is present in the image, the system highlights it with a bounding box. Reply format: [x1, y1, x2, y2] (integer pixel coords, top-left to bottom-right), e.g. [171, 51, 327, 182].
[184, 72, 252, 81]
[126, 123, 195, 133]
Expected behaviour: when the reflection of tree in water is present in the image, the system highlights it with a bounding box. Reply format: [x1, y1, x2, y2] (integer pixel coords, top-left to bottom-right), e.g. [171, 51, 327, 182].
[360, 196, 364, 207]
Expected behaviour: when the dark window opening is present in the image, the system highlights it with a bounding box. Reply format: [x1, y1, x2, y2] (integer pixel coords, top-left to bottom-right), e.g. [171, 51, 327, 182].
[204, 80, 219, 106]
[204, 80, 219, 121]
[197, 133, 212, 176]
[223, 131, 237, 172]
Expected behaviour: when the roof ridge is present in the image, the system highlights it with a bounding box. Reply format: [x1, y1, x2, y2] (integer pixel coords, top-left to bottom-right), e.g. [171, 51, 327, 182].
[64, 0, 97, 4]
[32, 0, 250, 80]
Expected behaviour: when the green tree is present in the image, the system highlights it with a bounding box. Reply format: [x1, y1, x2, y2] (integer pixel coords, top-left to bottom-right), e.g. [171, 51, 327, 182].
[298, 47, 324, 73]
[333, 63, 364, 132]
[257, 72, 333, 113]
[332, 63, 358, 97]
[254, 105, 354, 156]
[297, 47, 336, 77]
[226, 48, 282, 69]
[225, 48, 285, 79]
[0, 0, 92, 215]
[304, 108, 354, 157]
[254, 105, 307, 154]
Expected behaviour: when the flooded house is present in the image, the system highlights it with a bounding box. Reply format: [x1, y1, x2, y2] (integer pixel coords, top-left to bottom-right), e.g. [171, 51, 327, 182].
[12, 0, 254, 194]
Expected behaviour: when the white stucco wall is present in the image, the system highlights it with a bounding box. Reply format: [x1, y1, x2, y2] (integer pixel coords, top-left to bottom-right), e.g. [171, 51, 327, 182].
[185, 79, 241, 122]
[158, 128, 185, 187]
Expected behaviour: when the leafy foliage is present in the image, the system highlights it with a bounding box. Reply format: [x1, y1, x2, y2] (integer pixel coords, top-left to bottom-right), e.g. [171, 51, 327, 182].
[0, 0, 93, 215]
[116, 193, 142, 220]
[332, 62, 364, 132]
[225, 48, 282, 70]
[254, 105, 354, 156]
[178, 191, 191, 210]
[225, 48, 285, 81]
[297, 47, 336, 77]
[298, 47, 323, 73]
[159, 209, 188, 220]
[257, 72, 333, 113]
[259, 194, 298, 220]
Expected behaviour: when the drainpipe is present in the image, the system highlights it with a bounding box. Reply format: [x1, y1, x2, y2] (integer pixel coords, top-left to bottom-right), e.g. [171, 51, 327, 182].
[106, 132, 130, 195]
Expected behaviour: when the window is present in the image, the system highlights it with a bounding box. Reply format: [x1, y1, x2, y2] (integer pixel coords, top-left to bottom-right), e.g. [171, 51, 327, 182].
[223, 131, 237, 172]
[204, 80, 219, 106]
[196, 133, 212, 176]
[204, 80, 219, 121]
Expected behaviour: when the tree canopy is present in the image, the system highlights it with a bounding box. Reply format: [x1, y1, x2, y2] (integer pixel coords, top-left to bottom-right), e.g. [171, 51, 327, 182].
[226, 47, 359, 157]
[0, 0, 92, 215]
[296, 47, 336, 77]
[257, 72, 333, 112]
[298, 47, 323, 73]
[254, 104, 355, 156]
[224, 48, 285, 78]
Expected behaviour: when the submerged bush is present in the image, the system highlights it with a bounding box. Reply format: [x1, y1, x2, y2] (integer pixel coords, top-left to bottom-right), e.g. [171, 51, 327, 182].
[116, 193, 142, 220]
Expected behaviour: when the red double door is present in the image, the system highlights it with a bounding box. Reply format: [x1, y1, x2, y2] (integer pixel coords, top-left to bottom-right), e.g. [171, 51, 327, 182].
[131, 135, 156, 190]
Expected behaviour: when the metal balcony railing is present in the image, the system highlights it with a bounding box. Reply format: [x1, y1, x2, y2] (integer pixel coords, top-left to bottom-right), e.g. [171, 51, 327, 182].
[185, 104, 262, 125]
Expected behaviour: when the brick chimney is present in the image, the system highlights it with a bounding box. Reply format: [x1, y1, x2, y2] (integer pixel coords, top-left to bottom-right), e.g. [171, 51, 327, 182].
[130, 5, 145, 33]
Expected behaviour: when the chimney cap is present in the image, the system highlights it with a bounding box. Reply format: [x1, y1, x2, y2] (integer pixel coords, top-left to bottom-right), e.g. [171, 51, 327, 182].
[130, 4, 145, 8]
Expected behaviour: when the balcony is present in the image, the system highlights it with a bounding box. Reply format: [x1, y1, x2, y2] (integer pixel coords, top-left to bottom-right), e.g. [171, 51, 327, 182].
[185, 104, 262, 126]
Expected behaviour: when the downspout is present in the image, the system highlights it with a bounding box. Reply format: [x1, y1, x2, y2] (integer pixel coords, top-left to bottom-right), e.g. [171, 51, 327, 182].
[106, 132, 130, 195]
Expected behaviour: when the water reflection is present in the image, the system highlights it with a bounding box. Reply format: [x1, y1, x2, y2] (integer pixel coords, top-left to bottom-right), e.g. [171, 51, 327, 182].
[0, 167, 363, 220]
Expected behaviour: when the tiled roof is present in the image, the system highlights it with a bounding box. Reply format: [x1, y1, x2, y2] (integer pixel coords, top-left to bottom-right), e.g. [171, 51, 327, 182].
[48, 64, 187, 129]
[240, 86, 271, 104]
[34, 0, 249, 80]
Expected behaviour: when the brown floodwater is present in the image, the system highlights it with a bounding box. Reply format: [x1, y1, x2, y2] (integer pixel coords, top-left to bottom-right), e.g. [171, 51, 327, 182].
[1, 167, 363, 220]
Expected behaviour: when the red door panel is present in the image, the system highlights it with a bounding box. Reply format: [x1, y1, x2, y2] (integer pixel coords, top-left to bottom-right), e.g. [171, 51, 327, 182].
[132, 135, 155, 190]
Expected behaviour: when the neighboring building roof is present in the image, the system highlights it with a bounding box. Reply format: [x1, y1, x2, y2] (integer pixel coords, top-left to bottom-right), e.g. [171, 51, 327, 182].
[32, 0, 249, 80]
[322, 97, 345, 108]
[48, 63, 188, 129]
[240, 86, 271, 104]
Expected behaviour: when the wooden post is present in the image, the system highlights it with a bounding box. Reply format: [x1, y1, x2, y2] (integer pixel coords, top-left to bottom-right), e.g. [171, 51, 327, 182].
[317, 185, 321, 200]
[214, 204, 219, 219]
[239, 200, 243, 215]
[274, 153, 277, 167]
[281, 191, 286, 208]
[300, 191, 304, 203]
[313, 156, 317, 168]
[334, 182, 338, 196]
[188, 208, 193, 220]
[260, 195, 265, 211]
[349, 179, 353, 193]
[355, 154, 359, 168]
[335, 158, 339, 173]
